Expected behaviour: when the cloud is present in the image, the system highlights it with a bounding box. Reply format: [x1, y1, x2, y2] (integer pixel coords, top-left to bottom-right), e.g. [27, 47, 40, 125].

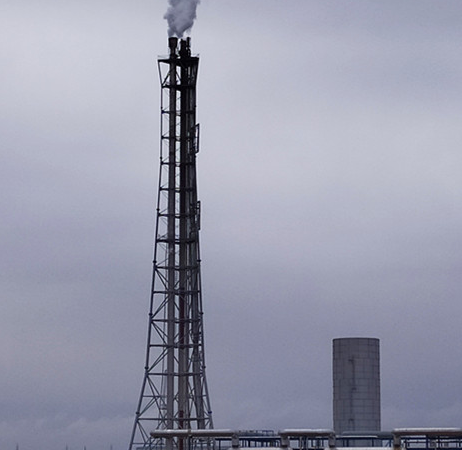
[1, 1, 462, 449]
[0, 415, 133, 450]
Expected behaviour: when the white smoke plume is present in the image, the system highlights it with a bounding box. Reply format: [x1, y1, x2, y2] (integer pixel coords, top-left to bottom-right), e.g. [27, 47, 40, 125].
[164, 0, 200, 38]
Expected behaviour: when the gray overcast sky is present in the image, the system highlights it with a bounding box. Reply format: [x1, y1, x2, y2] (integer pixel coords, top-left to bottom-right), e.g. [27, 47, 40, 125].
[1, 1, 462, 449]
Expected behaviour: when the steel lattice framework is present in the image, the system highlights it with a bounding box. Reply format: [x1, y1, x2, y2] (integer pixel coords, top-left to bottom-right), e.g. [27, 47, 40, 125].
[129, 37, 213, 450]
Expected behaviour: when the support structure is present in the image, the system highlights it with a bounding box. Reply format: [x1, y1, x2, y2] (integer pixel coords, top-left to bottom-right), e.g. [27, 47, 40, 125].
[129, 37, 213, 450]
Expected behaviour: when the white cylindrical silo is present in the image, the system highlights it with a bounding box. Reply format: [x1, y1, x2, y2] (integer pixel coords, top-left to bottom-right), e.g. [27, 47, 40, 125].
[333, 337, 381, 434]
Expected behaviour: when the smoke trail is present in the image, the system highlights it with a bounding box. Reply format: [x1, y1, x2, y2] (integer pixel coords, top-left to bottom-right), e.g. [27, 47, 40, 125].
[164, 0, 200, 38]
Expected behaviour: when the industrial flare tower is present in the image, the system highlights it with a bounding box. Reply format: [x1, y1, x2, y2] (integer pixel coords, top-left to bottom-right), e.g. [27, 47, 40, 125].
[129, 37, 213, 450]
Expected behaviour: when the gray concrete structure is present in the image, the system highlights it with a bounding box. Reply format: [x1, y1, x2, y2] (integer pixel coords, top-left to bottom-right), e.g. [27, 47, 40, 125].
[333, 337, 381, 434]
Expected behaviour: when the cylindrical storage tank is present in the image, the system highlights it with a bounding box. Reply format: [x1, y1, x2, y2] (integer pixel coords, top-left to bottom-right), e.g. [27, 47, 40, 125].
[333, 337, 381, 434]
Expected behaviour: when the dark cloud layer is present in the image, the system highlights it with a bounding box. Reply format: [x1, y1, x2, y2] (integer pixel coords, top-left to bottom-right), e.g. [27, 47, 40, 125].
[1, 1, 462, 449]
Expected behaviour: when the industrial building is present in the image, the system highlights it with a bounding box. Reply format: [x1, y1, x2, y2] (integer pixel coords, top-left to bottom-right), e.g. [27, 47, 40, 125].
[333, 337, 381, 434]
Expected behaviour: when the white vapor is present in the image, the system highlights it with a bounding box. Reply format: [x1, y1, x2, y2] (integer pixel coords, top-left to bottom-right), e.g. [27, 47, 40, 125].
[164, 0, 200, 38]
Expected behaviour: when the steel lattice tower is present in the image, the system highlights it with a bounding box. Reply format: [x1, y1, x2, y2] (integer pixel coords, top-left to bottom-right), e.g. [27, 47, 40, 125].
[129, 37, 213, 450]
